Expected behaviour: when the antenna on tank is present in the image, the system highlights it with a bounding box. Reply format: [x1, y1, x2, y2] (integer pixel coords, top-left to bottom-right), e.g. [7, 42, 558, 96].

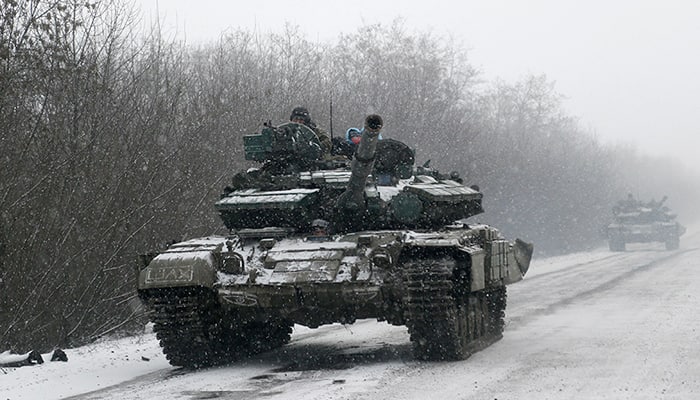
[329, 93, 334, 140]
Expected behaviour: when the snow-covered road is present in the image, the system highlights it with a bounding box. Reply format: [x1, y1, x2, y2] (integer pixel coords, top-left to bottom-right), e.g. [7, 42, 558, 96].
[3, 228, 699, 400]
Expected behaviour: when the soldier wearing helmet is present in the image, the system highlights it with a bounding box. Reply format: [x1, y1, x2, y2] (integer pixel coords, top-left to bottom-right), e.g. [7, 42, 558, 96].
[289, 107, 331, 157]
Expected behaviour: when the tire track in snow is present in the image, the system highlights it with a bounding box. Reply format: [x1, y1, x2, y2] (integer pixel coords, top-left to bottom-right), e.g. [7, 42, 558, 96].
[507, 247, 696, 329]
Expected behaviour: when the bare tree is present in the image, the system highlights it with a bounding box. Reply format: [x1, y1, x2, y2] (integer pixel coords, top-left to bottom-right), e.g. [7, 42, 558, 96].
[2, 6, 698, 352]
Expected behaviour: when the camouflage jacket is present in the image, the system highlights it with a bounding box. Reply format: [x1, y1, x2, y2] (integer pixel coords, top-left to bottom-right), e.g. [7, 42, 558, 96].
[309, 125, 332, 158]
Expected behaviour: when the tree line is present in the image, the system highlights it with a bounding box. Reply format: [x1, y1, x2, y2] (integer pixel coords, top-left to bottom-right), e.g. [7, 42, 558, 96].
[1, 0, 698, 352]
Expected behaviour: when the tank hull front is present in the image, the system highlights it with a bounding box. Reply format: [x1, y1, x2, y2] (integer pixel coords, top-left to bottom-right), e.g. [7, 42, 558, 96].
[136, 225, 532, 366]
[606, 221, 684, 251]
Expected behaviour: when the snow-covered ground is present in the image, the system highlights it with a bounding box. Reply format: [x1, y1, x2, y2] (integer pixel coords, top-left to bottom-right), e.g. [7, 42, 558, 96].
[2, 226, 699, 400]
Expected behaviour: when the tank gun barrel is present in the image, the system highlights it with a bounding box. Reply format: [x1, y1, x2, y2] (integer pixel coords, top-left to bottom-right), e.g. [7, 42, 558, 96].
[336, 114, 383, 211]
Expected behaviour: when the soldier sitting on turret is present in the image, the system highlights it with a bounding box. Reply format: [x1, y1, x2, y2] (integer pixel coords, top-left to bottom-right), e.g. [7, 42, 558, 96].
[289, 107, 331, 158]
[312, 219, 329, 235]
[336, 126, 384, 159]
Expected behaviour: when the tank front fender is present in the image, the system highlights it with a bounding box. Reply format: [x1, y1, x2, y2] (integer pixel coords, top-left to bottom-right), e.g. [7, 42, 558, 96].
[138, 250, 217, 290]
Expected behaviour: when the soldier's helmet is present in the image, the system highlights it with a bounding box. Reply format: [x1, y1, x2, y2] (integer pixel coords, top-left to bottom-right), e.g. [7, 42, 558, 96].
[290, 107, 311, 124]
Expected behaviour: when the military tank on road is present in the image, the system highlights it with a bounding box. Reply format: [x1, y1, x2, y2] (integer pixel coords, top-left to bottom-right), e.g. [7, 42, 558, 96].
[606, 194, 685, 251]
[137, 115, 533, 367]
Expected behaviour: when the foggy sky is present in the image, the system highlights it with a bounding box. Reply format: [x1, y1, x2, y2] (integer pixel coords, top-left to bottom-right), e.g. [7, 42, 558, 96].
[136, 0, 700, 172]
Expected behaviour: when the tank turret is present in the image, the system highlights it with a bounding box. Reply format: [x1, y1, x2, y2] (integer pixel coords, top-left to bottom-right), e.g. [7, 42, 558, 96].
[216, 114, 484, 234]
[137, 113, 532, 367]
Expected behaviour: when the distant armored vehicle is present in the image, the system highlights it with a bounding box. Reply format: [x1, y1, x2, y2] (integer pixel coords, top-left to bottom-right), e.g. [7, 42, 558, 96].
[137, 115, 533, 367]
[606, 194, 685, 251]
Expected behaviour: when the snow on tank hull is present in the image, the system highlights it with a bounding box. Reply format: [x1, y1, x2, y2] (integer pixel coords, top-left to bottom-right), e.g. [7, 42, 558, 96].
[136, 114, 533, 367]
[137, 224, 532, 366]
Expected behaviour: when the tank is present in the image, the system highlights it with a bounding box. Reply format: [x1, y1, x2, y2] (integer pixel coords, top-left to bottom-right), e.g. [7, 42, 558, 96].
[137, 115, 533, 367]
[606, 194, 686, 251]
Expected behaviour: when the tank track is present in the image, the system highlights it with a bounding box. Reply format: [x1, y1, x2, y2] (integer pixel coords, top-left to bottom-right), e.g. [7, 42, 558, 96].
[404, 256, 507, 361]
[147, 287, 292, 368]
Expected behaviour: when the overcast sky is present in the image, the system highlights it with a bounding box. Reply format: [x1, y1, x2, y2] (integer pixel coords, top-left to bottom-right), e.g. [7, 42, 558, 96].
[135, 0, 700, 171]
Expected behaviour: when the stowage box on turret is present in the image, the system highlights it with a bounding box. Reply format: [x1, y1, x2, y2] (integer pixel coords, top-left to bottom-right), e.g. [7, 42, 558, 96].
[137, 115, 533, 367]
[606, 194, 686, 251]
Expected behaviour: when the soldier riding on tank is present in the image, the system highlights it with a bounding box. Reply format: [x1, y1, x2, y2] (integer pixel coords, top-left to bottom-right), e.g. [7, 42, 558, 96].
[137, 114, 533, 367]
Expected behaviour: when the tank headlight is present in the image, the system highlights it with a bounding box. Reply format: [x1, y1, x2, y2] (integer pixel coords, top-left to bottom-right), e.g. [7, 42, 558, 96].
[221, 252, 245, 274]
[371, 249, 392, 268]
[259, 238, 276, 250]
